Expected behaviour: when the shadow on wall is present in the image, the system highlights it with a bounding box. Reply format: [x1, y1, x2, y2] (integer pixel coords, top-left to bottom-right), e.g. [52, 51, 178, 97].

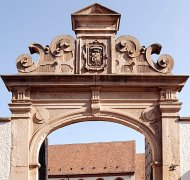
[180, 170, 190, 180]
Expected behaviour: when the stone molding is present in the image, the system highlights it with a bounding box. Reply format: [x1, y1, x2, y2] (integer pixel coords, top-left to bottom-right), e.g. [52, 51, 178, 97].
[0, 117, 11, 122]
[179, 117, 190, 121]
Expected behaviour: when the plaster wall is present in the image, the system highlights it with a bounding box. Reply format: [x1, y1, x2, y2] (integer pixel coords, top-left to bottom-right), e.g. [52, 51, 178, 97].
[0, 121, 11, 180]
[180, 121, 190, 179]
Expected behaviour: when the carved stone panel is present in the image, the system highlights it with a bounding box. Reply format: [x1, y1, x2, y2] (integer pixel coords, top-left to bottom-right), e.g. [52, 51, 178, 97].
[79, 38, 110, 74]
[16, 33, 174, 75]
[115, 35, 174, 74]
[85, 41, 106, 71]
[141, 105, 160, 124]
[16, 35, 75, 74]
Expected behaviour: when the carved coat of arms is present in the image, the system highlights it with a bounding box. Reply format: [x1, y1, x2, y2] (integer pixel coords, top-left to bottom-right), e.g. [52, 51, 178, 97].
[83, 40, 107, 71]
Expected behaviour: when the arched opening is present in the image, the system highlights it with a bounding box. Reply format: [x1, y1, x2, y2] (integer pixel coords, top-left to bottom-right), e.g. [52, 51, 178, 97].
[46, 121, 147, 180]
[30, 111, 160, 162]
[32, 113, 155, 179]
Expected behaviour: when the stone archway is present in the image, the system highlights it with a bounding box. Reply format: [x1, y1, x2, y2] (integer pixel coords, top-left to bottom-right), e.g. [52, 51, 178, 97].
[1, 3, 188, 180]
[2, 74, 187, 180]
[29, 110, 161, 171]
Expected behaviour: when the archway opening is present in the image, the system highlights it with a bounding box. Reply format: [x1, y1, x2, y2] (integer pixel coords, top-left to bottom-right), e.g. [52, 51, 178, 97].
[38, 121, 153, 180]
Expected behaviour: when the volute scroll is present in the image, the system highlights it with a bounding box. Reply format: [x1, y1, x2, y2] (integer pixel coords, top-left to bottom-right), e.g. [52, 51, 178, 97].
[16, 43, 46, 73]
[146, 43, 174, 74]
[116, 35, 142, 58]
[16, 35, 76, 74]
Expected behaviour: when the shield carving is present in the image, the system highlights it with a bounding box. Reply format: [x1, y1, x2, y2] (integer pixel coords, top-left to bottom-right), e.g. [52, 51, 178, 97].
[90, 47, 103, 66]
[84, 40, 107, 71]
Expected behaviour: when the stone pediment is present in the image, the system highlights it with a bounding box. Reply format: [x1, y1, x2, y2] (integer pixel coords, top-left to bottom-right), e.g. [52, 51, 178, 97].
[71, 3, 120, 33]
[72, 3, 120, 15]
[16, 4, 174, 75]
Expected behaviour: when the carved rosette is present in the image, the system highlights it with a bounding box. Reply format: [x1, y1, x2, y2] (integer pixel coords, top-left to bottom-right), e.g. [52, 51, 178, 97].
[83, 40, 107, 71]
[16, 35, 75, 74]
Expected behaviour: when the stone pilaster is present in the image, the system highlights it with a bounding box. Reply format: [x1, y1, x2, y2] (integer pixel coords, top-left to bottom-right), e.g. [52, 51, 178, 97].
[159, 101, 181, 180]
[9, 90, 32, 180]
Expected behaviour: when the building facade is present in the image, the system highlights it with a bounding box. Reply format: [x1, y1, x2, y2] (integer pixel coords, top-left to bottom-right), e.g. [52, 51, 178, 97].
[48, 141, 145, 180]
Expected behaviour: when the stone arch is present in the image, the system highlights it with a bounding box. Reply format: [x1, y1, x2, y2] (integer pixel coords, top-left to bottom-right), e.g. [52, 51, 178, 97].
[1, 3, 188, 180]
[29, 108, 161, 171]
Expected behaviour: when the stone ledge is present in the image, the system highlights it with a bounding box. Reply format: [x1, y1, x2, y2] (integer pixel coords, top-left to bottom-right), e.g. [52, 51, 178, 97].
[179, 117, 190, 122]
[1, 74, 189, 92]
[0, 117, 11, 122]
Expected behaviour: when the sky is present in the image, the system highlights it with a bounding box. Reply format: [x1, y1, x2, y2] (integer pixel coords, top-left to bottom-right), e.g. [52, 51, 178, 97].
[0, 0, 190, 153]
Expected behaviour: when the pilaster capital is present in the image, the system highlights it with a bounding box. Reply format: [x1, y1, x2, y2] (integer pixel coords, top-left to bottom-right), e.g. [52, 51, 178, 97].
[9, 102, 32, 119]
[159, 102, 182, 118]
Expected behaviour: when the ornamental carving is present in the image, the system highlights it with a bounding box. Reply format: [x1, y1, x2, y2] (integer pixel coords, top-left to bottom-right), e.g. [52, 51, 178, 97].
[115, 35, 174, 74]
[141, 105, 160, 124]
[16, 35, 75, 74]
[16, 6, 174, 75]
[83, 40, 107, 71]
[146, 44, 174, 74]
[33, 107, 49, 124]
[16, 34, 175, 75]
[115, 35, 141, 73]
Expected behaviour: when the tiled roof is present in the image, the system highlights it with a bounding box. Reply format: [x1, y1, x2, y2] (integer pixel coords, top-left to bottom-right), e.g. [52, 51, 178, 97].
[135, 153, 145, 180]
[48, 141, 135, 176]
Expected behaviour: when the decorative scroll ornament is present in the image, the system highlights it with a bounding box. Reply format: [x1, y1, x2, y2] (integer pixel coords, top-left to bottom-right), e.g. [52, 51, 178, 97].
[146, 44, 174, 74]
[16, 33, 174, 75]
[83, 40, 107, 71]
[116, 35, 141, 57]
[50, 35, 75, 73]
[16, 44, 45, 73]
[16, 35, 75, 74]
[115, 35, 141, 73]
[50, 35, 75, 58]
[141, 105, 160, 124]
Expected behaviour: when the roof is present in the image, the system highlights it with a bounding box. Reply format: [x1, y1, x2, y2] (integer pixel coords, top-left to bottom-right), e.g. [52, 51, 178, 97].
[135, 154, 145, 180]
[71, 3, 121, 33]
[72, 3, 120, 15]
[48, 141, 135, 176]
